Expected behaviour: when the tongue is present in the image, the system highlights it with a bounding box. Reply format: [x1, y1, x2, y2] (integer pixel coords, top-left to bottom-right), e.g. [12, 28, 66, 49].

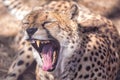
[41, 44, 53, 71]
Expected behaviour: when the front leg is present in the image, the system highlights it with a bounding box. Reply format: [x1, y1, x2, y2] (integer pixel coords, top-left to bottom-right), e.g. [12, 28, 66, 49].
[5, 41, 34, 80]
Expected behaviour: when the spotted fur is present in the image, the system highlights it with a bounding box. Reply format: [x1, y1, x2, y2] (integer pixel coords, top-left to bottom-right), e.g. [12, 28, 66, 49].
[3, 1, 120, 80]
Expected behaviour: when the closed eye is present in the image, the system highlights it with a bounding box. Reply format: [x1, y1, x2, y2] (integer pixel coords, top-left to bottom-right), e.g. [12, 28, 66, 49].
[42, 21, 51, 27]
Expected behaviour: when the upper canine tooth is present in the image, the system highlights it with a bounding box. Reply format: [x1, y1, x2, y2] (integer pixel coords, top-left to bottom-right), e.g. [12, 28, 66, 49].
[36, 40, 40, 47]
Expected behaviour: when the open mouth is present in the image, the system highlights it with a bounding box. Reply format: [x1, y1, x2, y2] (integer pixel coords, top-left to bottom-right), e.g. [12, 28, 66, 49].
[29, 39, 60, 71]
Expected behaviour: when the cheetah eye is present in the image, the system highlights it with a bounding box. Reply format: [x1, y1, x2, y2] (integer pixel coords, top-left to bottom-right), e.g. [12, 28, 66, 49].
[30, 39, 60, 71]
[42, 21, 51, 27]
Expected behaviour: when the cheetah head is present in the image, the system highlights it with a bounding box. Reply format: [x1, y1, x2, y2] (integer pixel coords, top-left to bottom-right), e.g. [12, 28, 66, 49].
[22, 3, 80, 72]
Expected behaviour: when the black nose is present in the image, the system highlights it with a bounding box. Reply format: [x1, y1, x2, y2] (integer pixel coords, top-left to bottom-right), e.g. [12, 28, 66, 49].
[26, 28, 38, 36]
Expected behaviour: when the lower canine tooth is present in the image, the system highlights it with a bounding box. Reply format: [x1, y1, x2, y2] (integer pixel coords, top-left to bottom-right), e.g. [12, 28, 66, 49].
[52, 51, 56, 64]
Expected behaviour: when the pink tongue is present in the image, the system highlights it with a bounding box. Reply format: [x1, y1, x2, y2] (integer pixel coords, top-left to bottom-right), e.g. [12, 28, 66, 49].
[42, 44, 53, 71]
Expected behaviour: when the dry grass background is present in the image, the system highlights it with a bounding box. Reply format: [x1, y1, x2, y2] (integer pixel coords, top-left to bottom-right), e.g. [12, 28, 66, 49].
[0, 0, 120, 80]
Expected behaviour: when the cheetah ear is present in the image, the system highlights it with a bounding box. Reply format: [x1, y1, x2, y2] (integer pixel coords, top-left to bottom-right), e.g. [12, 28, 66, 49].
[70, 4, 79, 19]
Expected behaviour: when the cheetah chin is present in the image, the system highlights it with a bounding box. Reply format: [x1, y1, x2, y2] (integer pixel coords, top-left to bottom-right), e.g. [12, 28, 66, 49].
[28, 39, 60, 71]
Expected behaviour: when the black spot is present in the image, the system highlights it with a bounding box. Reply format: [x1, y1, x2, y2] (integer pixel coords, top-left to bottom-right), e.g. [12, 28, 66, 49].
[74, 72, 78, 77]
[87, 44, 91, 47]
[92, 64, 95, 67]
[114, 58, 118, 62]
[98, 50, 102, 53]
[77, 59, 81, 62]
[83, 49, 86, 53]
[93, 46, 97, 49]
[69, 67, 75, 72]
[95, 52, 99, 56]
[98, 72, 102, 77]
[27, 55, 30, 58]
[79, 75, 83, 78]
[19, 51, 24, 55]
[83, 57, 88, 61]
[79, 51, 81, 54]
[91, 73, 95, 78]
[62, 74, 68, 79]
[67, 37, 69, 39]
[22, 42, 25, 45]
[113, 52, 116, 56]
[100, 55, 104, 59]
[102, 75, 106, 79]
[95, 68, 98, 72]
[89, 56, 92, 61]
[81, 26, 98, 34]
[103, 49, 107, 53]
[28, 47, 32, 51]
[72, 40, 75, 44]
[68, 61, 71, 64]
[112, 43, 115, 48]
[96, 41, 100, 45]
[87, 49, 90, 51]
[71, 46, 74, 48]
[94, 57, 97, 62]
[26, 63, 30, 67]
[103, 52, 106, 56]
[84, 74, 89, 79]
[94, 77, 97, 80]
[86, 66, 91, 71]
[101, 44, 104, 47]
[107, 67, 111, 71]
[17, 60, 24, 66]
[78, 64, 82, 71]
[97, 61, 101, 65]
[98, 46, 102, 49]
[91, 52, 94, 55]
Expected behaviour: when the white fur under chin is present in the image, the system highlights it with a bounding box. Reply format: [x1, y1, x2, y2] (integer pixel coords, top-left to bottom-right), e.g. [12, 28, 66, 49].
[56, 46, 73, 73]
[32, 47, 43, 67]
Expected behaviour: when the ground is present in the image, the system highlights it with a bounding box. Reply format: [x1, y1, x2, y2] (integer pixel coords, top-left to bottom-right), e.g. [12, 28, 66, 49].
[0, 0, 120, 80]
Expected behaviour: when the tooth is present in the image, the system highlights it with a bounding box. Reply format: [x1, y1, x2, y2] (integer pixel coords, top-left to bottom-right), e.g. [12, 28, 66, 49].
[44, 41, 48, 44]
[47, 41, 50, 43]
[45, 41, 49, 44]
[31, 40, 35, 43]
[53, 51, 56, 57]
[52, 51, 56, 64]
[36, 40, 40, 47]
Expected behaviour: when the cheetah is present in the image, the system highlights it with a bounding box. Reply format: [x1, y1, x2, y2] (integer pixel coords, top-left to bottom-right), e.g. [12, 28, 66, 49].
[3, 0, 120, 80]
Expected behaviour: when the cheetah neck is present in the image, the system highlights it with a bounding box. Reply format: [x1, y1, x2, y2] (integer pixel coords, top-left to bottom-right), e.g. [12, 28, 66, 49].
[52, 31, 82, 78]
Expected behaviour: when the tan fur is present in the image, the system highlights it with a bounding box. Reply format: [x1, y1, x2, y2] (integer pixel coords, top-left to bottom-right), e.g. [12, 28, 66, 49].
[3, 1, 120, 80]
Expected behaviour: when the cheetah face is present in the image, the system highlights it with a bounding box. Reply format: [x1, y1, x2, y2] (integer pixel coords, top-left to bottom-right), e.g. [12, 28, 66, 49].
[23, 11, 61, 71]
[22, 5, 79, 71]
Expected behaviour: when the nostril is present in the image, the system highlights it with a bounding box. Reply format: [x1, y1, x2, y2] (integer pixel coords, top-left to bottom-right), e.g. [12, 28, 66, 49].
[26, 28, 38, 35]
